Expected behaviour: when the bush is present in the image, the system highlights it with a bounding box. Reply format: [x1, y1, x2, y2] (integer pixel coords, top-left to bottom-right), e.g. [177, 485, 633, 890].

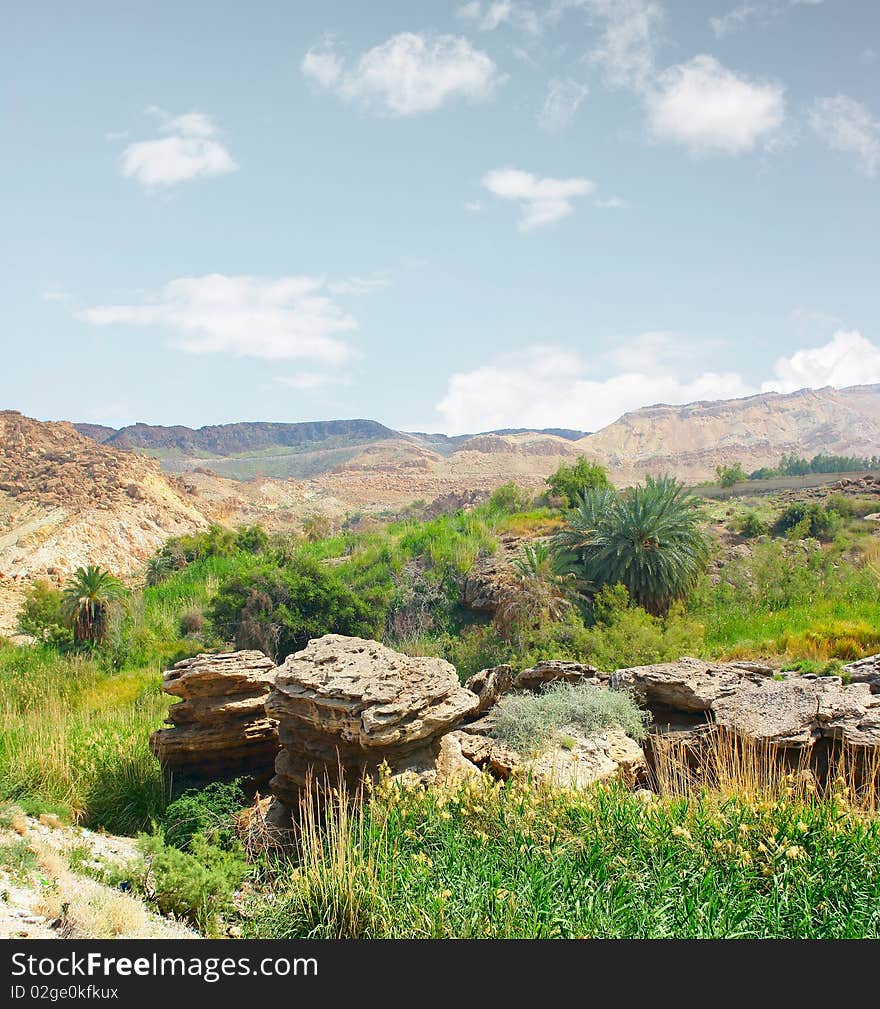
[161, 780, 248, 851]
[131, 832, 248, 934]
[16, 580, 72, 647]
[737, 510, 769, 538]
[234, 525, 269, 554]
[487, 482, 534, 515]
[178, 609, 205, 636]
[208, 557, 382, 661]
[716, 462, 747, 488]
[774, 502, 841, 542]
[491, 680, 649, 755]
[546, 458, 611, 508]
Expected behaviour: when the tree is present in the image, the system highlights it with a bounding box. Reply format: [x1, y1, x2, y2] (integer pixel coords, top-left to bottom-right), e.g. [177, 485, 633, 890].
[553, 475, 709, 615]
[208, 557, 380, 661]
[546, 457, 611, 508]
[62, 565, 125, 644]
[494, 542, 574, 639]
[715, 462, 746, 488]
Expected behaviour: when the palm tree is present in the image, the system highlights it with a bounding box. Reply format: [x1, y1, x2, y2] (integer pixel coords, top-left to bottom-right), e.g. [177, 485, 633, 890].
[553, 475, 708, 615]
[494, 542, 575, 638]
[63, 565, 125, 644]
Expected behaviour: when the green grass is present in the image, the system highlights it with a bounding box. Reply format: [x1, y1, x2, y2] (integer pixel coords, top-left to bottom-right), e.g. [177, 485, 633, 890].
[243, 776, 880, 939]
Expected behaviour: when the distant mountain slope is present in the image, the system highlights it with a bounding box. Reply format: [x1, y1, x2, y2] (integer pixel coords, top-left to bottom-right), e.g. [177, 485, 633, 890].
[579, 384, 880, 483]
[0, 412, 211, 633]
[71, 384, 880, 489]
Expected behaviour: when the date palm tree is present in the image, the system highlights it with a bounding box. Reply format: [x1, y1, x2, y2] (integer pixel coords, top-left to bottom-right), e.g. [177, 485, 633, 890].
[63, 565, 124, 644]
[553, 475, 708, 615]
[494, 542, 575, 638]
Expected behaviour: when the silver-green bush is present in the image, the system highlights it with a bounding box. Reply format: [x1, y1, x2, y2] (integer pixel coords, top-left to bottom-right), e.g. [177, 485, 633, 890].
[491, 681, 649, 755]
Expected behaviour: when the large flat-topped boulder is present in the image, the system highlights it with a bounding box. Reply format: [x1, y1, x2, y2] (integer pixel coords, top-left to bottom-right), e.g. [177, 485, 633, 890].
[514, 660, 602, 692]
[712, 677, 880, 749]
[266, 635, 479, 804]
[611, 657, 773, 712]
[150, 650, 279, 783]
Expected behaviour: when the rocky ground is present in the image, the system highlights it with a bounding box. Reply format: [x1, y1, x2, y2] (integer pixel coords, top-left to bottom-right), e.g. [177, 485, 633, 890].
[0, 812, 196, 940]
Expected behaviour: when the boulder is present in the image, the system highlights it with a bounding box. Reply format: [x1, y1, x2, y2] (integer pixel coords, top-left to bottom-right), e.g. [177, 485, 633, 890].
[843, 654, 880, 691]
[711, 677, 880, 749]
[514, 660, 602, 692]
[265, 635, 479, 806]
[611, 657, 773, 713]
[451, 729, 521, 779]
[464, 664, 514, 713]
[150, 651, 279, 782]
[526, 727, 647, 789]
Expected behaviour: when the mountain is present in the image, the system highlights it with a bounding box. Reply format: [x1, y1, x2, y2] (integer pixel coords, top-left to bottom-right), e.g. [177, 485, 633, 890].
[74, 384, 880, 490]
[0, 412, 210, 633]
[580, 384, 880, 484]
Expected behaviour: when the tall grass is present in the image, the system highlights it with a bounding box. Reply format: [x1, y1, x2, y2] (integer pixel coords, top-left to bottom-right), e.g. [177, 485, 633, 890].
[245, 771, 880, 939]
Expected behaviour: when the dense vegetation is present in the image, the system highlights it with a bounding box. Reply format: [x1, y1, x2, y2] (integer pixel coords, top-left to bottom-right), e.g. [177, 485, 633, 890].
[2, 460, 880, 937]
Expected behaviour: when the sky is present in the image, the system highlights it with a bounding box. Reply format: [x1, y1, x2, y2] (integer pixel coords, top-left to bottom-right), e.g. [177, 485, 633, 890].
[1, 0, 879, 435]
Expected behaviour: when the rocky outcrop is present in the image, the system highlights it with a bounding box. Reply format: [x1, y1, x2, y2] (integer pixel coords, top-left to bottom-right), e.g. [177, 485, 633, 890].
[514, 660, 602, 692]
[611, 657, 773, 713]
[713, 677, 880, 750]
[265, 635, 479, 806]
[843, 654, 880, 691]
[526, 727, 647, 789]
[464, 664, 514, 714]
[150, 651, 279, 782]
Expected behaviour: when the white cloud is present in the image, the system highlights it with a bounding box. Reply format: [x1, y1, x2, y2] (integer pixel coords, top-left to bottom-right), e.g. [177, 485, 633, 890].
[584, 0, 664, 92]
[456, 1, 542, 34]
[482, 168, 595, 230]
[646, 55, 785, 154]
[436, 344, 754, 434]
[537, 78, 589, 132]
[119, 109, 238, 188]
[710, 1, 823, 39]
[809, 95, 880, 177]
[77, 274, 357, 364]
[763, 330, 880, 393]
[301, 33, 504, 116]
[436, 329, 880, 433]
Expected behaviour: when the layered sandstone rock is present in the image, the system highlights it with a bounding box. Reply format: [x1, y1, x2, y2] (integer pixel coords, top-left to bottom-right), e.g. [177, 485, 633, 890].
[265, 635, 479, 806]
[514, 660, 602, 692]
[464, 664, 514, 714]
[611, 657, 773, 713]
[713, 677, 880, 750]
[150, 651, 279, 782]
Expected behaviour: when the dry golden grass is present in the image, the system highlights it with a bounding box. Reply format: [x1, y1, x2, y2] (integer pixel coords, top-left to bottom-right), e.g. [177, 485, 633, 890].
[650, 727, 880, 812]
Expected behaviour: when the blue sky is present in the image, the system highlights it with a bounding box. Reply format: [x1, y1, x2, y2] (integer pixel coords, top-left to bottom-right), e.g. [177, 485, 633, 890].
[2, 0, 879, 435]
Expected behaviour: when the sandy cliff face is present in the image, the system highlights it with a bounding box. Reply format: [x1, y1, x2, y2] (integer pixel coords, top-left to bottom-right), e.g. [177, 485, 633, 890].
[0, 412, 210, 632]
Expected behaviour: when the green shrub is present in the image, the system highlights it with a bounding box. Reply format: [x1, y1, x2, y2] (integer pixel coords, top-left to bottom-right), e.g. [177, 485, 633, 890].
[161, 780, 248, 851]
[234, 525, 269, 554]
[716, 462, 747, 488]
[208, 557, 382, 661]
[546, 457, 611, 508]
[131, 832, 248, 934]
[737, 510, 769, 538]
[16, 580, 73, 647]
[487, 482, 534, 515]
[491, 681, 649, 755]
[774, 502, 841, 542]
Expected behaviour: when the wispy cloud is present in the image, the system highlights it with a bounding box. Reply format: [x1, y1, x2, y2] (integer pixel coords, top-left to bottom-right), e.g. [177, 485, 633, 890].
[710, 0, 823, 39]
[301, 33, 505, 116]
[537, 78, 589, 133]
[482, 167, 595, 230]
[809, 95, 880, 177]
[78, 274, 357, 364]
[119, 108, 238, 188]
